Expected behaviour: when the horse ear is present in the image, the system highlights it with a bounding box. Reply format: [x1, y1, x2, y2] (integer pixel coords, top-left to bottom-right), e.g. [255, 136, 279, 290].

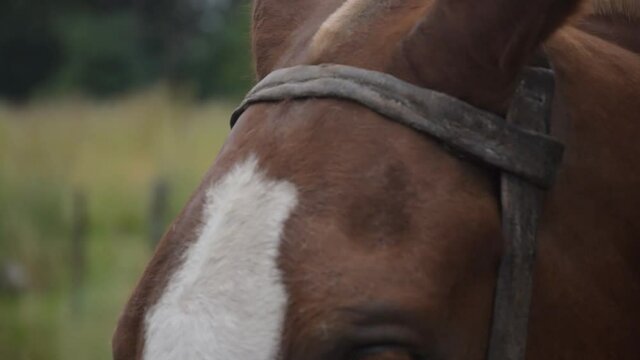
[252, 0, 320, 79]
[252, 1, 285, 79]
[401, 0, 586, 113]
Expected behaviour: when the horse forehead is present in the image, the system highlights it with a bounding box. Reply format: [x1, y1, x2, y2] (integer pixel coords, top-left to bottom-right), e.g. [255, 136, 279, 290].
[142, 155, 298, 360]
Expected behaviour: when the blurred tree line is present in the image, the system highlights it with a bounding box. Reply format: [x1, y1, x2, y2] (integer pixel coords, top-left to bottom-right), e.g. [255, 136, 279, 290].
[0, 0, 252, 101]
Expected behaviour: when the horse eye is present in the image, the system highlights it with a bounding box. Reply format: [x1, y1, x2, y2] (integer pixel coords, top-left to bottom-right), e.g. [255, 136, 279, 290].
[352, 346, 421, 360]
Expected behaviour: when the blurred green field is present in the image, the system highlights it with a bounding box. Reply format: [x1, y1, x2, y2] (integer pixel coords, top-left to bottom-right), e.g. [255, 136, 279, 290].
[0, 88, 232, 359]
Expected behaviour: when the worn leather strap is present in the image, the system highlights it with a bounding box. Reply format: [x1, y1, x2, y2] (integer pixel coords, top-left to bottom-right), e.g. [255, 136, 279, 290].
[231, 64, 563, 188]
[487, 67, 556, 360]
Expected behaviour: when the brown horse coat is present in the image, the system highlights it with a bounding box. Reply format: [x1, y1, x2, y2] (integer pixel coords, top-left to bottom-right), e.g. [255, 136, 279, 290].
[114, 0, 640, 359]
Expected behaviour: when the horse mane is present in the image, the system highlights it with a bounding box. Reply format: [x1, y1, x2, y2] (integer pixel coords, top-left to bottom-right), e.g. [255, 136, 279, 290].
[589, 0, 640, 19]
[309, 0, 640, 60]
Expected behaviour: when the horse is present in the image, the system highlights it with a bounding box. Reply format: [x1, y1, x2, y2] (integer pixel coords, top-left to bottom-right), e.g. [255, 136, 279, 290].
[113, 0, 640, 359]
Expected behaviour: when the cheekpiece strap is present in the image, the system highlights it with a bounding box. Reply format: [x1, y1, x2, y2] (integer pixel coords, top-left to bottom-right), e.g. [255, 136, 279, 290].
[487, 67, 556, 360]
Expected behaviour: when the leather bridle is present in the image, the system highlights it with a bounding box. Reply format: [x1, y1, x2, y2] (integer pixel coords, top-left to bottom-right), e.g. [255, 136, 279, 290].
[230, 64, 564, 360]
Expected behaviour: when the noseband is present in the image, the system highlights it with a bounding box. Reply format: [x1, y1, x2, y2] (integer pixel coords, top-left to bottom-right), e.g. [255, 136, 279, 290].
[231, 64, 564, 360]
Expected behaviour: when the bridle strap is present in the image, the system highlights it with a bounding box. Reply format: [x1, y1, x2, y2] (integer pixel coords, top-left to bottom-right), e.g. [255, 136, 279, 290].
[487, 67, 556, 360]
[231, 64, 563, 188]
[230, 64, 564, 360]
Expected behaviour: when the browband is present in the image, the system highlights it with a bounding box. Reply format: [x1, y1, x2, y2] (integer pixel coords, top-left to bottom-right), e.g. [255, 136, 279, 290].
[231, 64, 564, 188]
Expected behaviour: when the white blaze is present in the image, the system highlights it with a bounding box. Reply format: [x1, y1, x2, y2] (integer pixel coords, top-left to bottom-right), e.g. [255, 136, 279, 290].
[143, 155, 297, 360]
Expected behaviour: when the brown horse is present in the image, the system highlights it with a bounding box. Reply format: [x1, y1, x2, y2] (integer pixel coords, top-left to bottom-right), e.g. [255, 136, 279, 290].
[113, 0, 640, 359]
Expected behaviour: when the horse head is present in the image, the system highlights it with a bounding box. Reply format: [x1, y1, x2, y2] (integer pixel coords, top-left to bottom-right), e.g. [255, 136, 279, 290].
[113, 1, 640, 359]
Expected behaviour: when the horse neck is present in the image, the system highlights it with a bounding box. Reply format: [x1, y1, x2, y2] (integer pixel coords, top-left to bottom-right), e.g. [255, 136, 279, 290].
[527, 25, 640, 358]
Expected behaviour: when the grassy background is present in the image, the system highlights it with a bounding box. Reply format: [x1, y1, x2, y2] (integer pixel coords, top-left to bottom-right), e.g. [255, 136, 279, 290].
[0, 88, 231, 359]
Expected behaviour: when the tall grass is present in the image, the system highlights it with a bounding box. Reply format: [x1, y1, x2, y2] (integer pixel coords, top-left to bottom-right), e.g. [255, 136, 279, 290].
[0, 87, 231, 359]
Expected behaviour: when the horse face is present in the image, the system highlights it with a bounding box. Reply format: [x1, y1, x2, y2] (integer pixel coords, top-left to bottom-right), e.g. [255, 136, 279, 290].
[129, 94, 502, 360]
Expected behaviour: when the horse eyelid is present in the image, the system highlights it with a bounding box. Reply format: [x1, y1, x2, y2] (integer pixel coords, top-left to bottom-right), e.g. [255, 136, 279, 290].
[349, 344, 429, 360]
